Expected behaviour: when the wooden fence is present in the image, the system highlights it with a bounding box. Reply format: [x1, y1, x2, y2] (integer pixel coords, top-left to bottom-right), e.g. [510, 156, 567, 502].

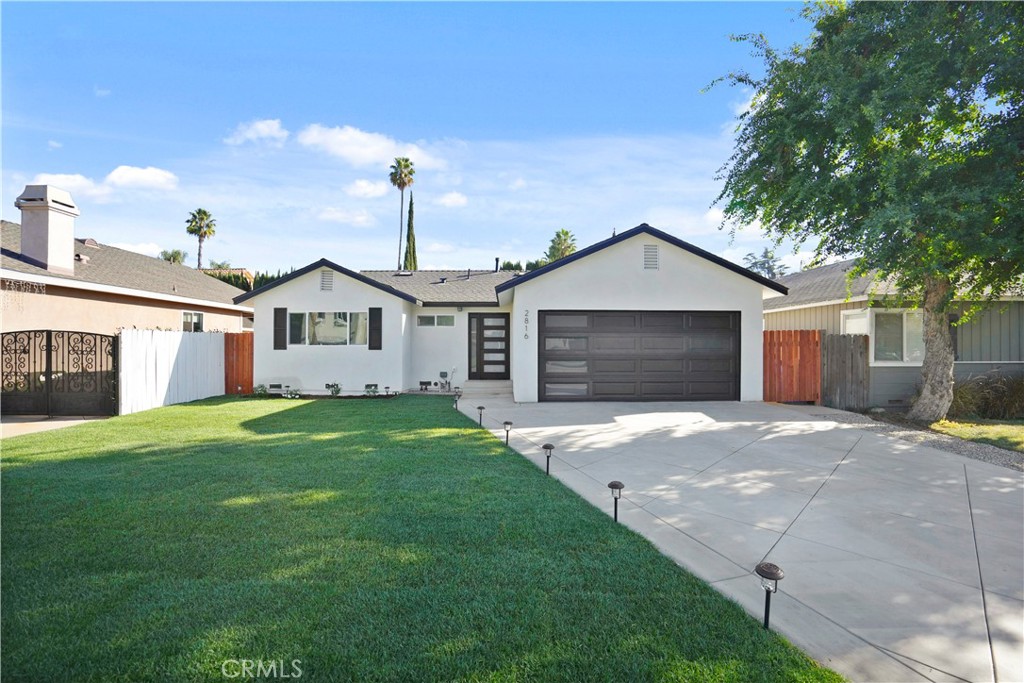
[119, 330, 225, 415]
[224, 332, 253, 394]
[821, 334, 870, 411]
[763, 330, 821, 404]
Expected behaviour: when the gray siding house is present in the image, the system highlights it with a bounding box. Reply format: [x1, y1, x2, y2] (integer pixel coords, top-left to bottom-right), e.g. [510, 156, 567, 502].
[764, 260, 1024, 407]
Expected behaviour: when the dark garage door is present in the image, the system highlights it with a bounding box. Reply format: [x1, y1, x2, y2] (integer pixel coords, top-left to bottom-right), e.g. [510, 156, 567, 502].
[538, 311, 740, 401]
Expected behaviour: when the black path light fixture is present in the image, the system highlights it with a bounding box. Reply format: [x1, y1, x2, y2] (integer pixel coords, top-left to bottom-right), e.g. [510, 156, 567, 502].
[503, 420, 513, 445]
[755, 561, 785, 630]
[453, 386, 462, 409]
[607, 480, 624, 522]
[384, 386, 390, 397]
[477, 405, 485, 425]
[542, 443, 554, 475]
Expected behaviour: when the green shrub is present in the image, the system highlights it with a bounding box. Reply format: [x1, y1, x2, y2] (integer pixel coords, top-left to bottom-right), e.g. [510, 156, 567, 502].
[947, 373, 1024, 420]
[252, 383, 268, 397]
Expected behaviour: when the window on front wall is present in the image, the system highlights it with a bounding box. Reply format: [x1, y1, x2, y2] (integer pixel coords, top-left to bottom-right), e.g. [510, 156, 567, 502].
[288, 311, 368, 346]
[871, 310, 924, 363]
[182, 311, 204, 332]
[417, 315, 455, 327]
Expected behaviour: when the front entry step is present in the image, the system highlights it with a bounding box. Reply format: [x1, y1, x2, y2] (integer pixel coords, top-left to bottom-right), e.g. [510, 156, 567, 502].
[460, 380, 512, 398]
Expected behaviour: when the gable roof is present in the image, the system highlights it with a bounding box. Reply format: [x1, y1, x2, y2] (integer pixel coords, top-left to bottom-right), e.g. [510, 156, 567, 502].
[762, 259, 895, 311]
[233, 258, 420, 304]
[360, 270, 516, 306]
[494, 223, 788, 295]
[1, 220, 248, 308]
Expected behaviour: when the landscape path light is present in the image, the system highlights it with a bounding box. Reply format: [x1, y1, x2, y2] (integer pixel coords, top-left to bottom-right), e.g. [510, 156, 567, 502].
[503, 421, 513, 445]
[477, 406, 485, 425]
[542, 443, 554, 475]
[607, 480, 624, 522]
[755, 561, 785, 630]
[453, 387, 462, 409]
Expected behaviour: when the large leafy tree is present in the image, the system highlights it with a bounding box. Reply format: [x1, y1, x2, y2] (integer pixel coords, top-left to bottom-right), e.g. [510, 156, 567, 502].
[159, 249, 188, 265]
[388, 157, 415, 270]
[716, 1, 1023, 422]
[185, 209, 217, 270]
[402, 192, 418, 270]
[743, 248, 788, 279]
[545, 229, 578, 263]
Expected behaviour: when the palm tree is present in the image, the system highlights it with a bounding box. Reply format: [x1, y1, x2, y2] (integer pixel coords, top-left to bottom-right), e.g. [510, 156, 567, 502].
[402, 192, 418, 270]
[545, 229, 577, 262]
[388, 157, 415, 269]
[185, 209, 217, 269]
[159, 249, 188, 265]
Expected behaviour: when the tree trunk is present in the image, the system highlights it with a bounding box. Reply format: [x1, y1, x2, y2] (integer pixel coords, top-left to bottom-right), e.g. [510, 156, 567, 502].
[907, 274, 954, 423]
[397, 188, 405, 270]
[197, 236, 204, 270]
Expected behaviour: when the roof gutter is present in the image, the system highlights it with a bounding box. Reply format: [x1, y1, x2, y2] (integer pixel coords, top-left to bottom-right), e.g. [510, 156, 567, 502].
[1, 268, 254, 313]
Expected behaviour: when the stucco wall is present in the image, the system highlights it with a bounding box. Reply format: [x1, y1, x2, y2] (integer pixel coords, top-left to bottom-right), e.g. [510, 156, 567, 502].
[251, 269, 409, 393]
[1, 284, 247, 334]
[506, 234, 769, 402]
[409, 306, 511, 389]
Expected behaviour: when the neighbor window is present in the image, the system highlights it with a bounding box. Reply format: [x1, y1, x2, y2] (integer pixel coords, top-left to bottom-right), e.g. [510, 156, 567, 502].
[288, 311, 368, 346]
[417, 315, 455, 327]
[873, 310, 924, 363]
[182, 311, 204, 332]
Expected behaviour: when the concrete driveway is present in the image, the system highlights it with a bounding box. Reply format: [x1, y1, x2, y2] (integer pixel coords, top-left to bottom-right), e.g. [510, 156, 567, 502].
[461, 399, 1023, 683]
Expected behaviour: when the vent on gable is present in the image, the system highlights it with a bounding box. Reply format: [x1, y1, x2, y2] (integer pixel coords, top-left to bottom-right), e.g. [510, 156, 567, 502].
[643, 244, 659, 270]
[320, 270, 334, 291]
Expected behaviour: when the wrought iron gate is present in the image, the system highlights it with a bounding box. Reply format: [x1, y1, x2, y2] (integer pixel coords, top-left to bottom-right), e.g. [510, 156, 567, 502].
[1, 330, 118, 416]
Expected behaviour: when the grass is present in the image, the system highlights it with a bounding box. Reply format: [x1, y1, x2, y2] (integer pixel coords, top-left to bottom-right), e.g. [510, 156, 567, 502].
[1, 396, 842, 682]
[930, 419, 1024, 453]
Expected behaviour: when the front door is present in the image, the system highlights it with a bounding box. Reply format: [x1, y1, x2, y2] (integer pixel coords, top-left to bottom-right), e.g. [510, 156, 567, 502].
[468, 313, 510, 380]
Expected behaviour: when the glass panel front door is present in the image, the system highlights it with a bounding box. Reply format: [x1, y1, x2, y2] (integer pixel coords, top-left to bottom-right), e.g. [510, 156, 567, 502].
[468, 313, 510, 380]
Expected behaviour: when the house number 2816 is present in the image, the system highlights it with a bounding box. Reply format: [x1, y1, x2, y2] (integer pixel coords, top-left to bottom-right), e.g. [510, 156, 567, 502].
[524, 309, 530, 339]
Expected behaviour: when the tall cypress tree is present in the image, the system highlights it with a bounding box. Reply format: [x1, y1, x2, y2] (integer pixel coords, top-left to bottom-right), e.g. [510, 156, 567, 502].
[402, 192, 418, 270]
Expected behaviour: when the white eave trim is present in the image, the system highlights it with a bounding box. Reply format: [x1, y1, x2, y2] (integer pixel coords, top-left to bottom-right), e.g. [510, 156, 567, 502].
[763, 296, 870, 314]
[1, 268, 254, 313]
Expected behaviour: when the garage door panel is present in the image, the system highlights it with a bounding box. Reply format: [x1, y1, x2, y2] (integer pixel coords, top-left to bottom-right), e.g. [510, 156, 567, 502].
[594, 358, 637, 373]
[539, 310, 739, 402]
[593, 337, 638, 351]
[593, 382, 638, 396]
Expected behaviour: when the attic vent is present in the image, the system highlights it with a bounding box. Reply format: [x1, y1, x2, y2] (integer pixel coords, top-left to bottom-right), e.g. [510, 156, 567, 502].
[75, 254, 90, 264]
[83, 238, 100, 248]
[320, 270, 334, 291]
[643, 244, 659, 270]
[395, 271, 414, 276]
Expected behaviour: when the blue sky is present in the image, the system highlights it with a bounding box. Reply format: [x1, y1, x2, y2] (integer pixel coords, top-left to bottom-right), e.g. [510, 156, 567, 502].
[2, 2, 816, 273]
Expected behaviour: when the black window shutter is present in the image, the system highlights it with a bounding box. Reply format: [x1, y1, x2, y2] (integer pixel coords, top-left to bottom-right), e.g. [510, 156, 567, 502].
[369, 307, 382, 350]
[274, 308, 287, 350]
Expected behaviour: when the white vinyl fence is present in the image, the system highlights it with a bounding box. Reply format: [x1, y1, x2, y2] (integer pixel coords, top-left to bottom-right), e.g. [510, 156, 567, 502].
[119, 330, 225, 415]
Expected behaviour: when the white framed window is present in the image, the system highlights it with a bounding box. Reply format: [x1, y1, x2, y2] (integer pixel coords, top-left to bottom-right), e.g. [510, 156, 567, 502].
[842, 308, 924, 366]
[182, 311, 204, 332]
[417, 315, 455, 327]
[287, 311, 368, 346]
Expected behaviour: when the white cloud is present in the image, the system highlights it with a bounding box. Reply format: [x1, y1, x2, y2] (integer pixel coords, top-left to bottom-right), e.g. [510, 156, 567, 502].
[224, 119, 290, 146]
[109, 241, 163, 258]
[422, 241, 456, 254]
[94, 85, 111, 98]
[344, 179, 389, 198]
[436, 191, 468, 208]
[104, 165, 179, 191]
[30, 173, 112, 201]
[47, 140, 62, 150]
[509, 178, 527, 190]
[316, 207, 376, 227]
[297, 124, 444, 170]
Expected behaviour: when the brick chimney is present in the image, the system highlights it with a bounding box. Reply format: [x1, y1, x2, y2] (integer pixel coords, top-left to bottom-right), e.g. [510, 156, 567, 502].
[15, 185, 79, 275]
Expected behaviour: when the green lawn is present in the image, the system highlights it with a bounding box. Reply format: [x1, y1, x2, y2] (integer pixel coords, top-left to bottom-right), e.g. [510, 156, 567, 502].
[2, 396, 842, 682]
[931, 419, 1024, 453]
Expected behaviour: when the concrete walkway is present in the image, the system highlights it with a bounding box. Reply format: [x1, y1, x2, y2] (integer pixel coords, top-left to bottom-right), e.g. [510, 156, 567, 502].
[1, 415, 108, 439]
[461, 399, 1024, 683]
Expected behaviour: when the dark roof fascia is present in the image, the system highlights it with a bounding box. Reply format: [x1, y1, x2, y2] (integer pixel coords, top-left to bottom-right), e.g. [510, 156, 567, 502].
[233, 259, 420, 305]
[420, 301, 500, 308]
[494, 224, 789, 296]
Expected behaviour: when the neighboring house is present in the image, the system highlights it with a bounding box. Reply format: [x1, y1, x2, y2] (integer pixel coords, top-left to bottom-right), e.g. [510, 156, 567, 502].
[236, 224, 787, 403]
[764, 260, 1024, 406]
[1, 185, 253, 335]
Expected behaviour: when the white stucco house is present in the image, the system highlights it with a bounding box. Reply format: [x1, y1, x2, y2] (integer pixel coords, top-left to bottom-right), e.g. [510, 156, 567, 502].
[235, 224, 788, 402]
